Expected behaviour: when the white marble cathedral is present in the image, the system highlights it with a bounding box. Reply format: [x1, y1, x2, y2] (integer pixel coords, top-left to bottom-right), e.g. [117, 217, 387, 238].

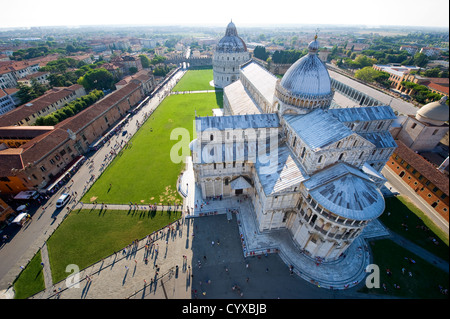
[195, 23, 397, 261]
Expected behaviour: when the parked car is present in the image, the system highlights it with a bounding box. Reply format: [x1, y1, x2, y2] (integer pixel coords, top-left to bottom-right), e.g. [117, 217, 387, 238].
[56, 193, 71, 208]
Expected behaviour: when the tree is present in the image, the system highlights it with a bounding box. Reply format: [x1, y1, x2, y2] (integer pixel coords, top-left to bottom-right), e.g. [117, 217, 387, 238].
[139, 54, 151, 68]
[253, 46, 269, 61]
[354, 67, 380, 82]
[373, 72, 391, 88]
[77, 68, 114, 91]
[129, 67, 138, 75]
[413, 52, 429, 68]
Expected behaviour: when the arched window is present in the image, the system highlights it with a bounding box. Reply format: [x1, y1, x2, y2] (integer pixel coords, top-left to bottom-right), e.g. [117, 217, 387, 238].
[338, 153, 345, 161]
[318, 155, 323, 163]
[210, 134, 214, 141]
[359, 152, 364, 159]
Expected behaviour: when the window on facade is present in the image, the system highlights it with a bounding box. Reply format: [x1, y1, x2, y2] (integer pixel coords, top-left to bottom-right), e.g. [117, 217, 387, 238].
[359, 152, 364, 159]
[441, 194, 447, 200]
[411, 123, 416, 129]
[40, 166, 46, 172]
[432, 129, 439, 136]
[338, 153, 344, 161]
[406, 164, 410, 170]
[210, 134, 214, 141]
[433, 187, 439, 193]
[301, 147, 306, 159]
[318, 155, 323, 163]
[213, 163, 216, 169]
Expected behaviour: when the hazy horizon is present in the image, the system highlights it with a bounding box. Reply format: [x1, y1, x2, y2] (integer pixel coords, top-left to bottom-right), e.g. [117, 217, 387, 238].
[0, 0, 448, 30]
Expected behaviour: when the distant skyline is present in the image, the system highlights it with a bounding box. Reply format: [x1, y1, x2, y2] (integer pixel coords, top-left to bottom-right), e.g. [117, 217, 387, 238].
[1, 0, 449, 30]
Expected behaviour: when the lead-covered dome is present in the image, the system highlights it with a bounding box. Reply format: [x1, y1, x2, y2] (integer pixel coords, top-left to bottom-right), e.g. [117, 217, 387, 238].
[216, 21, 247, 53]
[275, 36, 334, 114]
[280, 38, 331, 96]
[416, 96, 449, 126]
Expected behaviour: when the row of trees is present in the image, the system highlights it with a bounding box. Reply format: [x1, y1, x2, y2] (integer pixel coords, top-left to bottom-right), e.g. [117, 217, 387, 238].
[11, 43, 90, 61]
[354, 67, 391, 88]
[35, 89, 104, 126]
[400, 81, 446, 105]
[16, 80, 48, 104]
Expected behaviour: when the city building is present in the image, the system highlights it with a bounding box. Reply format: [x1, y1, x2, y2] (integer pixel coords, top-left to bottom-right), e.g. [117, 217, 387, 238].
[372, 64, 421, 89]
[213, 21, 251, 88]
[192, 35, 397, 261]
[0, 72, 155, 194]
[387, 140, 449, 218]
[420, 47, 441, 58]
[400, 45, 419, 55]
[0, 84, 86, 127]
[392, 96, 449, 152]
[0, 88, 19, 116]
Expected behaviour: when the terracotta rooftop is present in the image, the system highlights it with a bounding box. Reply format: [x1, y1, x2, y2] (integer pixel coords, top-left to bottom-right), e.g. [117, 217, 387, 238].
[394, 140, 449, 196]
[0, 84, 84, 127]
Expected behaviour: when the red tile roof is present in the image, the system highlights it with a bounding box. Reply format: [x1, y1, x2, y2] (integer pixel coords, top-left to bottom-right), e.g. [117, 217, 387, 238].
[394, 140, 449, 196]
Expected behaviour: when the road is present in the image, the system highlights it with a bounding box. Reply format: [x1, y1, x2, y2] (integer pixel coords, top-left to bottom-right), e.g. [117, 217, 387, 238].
[0, 68, 187, 290]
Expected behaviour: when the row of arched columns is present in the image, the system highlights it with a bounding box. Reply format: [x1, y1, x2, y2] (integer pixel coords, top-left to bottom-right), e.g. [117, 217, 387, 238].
[331, 79, 380, 107]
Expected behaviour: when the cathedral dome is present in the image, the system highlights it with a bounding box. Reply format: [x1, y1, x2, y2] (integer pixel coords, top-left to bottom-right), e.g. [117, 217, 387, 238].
[416, 96, 449, 125]
[275, 36, 334, 114]
[280, 37, 331, 96]
[215, 21, 247, 53]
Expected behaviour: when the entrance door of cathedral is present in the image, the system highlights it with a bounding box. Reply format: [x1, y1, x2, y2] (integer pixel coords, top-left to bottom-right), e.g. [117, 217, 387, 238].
[235, 189, 243, 195]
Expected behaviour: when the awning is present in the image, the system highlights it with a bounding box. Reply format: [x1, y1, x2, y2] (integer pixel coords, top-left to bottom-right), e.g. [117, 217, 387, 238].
[230, 176, 252, 190]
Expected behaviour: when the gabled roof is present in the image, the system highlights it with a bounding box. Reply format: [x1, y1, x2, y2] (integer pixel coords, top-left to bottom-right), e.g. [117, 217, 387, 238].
[240, 62, 277, 104]
[255, 143, 309, 196]
[283, 109, 353, 151]
[196, 113, 279, 132]
[224, 80, 261, 115]
[328, 105, 396, 123]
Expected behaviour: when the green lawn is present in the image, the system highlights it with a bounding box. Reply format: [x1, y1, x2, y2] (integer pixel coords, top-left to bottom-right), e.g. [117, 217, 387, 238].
[13, 250, 45, 299]
[172, 68, 218, 92]
[360, 239, 449, 299]
[380, 196, 449, 261]
[47, 208, 181, 283]
[82, 91, 222, 205]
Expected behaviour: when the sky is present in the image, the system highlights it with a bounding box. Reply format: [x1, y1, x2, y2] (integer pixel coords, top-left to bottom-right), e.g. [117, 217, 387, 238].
[0, 0, 448, 29]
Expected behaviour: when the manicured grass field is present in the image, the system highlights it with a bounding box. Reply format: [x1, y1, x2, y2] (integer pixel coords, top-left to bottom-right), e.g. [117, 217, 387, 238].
[360, 239, 449, 298]
[82, 91, 223, 205]
[46, 208, 181, 283]
[13, 250, 45, 299]
[172, 68, 217, 92]
[380, 196, 449, 261]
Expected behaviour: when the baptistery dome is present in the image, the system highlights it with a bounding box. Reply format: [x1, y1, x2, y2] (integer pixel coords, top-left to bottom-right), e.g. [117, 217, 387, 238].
[213, 21, 251, 88]
[216, 21, 247, 53]
[275, 37, 334, 115]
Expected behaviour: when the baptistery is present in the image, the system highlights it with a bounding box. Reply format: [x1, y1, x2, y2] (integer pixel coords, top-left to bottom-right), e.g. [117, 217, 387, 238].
[213, 21, 251, 88]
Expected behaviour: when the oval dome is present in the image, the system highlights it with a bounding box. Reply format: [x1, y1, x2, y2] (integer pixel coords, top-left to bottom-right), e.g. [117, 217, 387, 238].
[416, 96, 449, 125]
[216, 21, 247, 53]
[280, 39, 331, 96]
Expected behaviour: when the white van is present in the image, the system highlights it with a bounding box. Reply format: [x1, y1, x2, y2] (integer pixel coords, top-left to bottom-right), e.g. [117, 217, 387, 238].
[56, 193, 71, 208]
